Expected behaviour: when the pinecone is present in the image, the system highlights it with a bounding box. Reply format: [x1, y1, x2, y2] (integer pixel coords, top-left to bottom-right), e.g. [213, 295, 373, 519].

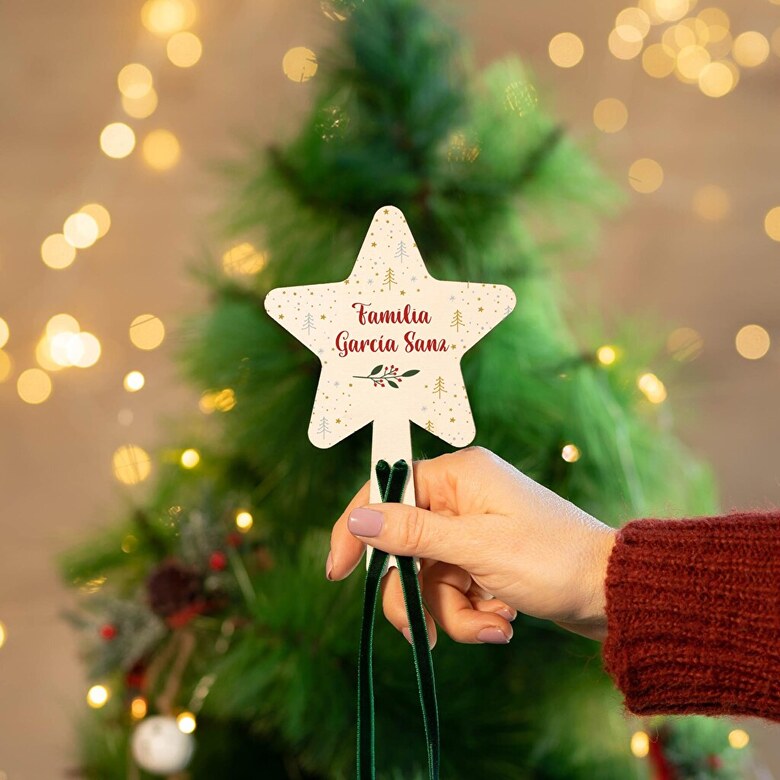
[147, 560, 204, 619]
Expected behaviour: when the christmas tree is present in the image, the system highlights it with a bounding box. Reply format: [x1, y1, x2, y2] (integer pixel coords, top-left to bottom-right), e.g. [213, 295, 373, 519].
[64, 0, 749, 777]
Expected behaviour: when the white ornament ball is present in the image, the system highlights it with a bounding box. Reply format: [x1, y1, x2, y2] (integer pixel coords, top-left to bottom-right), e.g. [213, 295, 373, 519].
[131, 716, 195, 775]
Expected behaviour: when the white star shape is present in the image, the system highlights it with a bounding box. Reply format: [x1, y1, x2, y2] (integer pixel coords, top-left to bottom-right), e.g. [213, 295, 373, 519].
[265, 206, 515, 449]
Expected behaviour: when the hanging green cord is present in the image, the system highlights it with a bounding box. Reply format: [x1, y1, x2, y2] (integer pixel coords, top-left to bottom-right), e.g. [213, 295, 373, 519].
[356, 459, 440, 780]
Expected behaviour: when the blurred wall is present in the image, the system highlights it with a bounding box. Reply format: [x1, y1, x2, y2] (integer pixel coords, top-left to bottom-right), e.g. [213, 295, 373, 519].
[0, 1, 777, 776]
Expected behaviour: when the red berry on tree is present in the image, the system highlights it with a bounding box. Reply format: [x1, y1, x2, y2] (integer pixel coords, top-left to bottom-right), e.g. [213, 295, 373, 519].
[227, 532, 243, 548]
[209, 551, 228, 571]
[99, 624, 118, 640]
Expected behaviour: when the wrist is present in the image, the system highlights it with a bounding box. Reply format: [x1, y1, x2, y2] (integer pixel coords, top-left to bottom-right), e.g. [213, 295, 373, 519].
[564, 524, 616, 641]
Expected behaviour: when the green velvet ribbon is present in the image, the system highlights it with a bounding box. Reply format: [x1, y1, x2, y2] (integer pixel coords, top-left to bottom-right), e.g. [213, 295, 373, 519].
[357, 458, 440, 780]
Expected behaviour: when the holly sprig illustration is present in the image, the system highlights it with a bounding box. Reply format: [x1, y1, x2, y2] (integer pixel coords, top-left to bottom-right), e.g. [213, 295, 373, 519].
[353, 364, 419, 388]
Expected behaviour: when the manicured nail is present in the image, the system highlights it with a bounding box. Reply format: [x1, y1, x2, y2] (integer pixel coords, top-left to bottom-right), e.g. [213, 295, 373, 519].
[496, 607, 516, 622]
[402, 626, 435, 649]
[477, 626, 510, 644]
[325, 551, 333, 581]
[348, 507, 383, 537]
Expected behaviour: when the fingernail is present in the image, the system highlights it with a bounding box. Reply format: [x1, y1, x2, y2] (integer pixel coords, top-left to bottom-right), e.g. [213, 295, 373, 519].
[477, 626, 510, 644]
[402, 626, 435, 649]
[496, 608, 516, 622]
[325, 551, 333, 581]
[348, 507, 384, 538]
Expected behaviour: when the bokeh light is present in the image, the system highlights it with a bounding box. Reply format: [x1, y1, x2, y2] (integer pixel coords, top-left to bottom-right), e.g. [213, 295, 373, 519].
[167, 31, 202, 67]
[642, 43, 676, 78]
[117, 63, 153, 99]
[130, 697, 148, 720]
[593, 98, 628, 133]
[17, 368, 52, 405]
[676, 45, 710, 80]
[180, 448, 200, 468]
[47, 314, 80, 337]
[728, 729, 750, 749]
[764, 206, 780, 241]
[628, 158, 663, 194]
[79, 203, 111, 238]
[667, 327, 703, 362]
[283, 46, 319, 82]
[732, 32, 769, 68]
[771, 28, 780, 58]
[100, 122, 136, 159]
[561, 443, 581, 463]
[86, 685, 109, 709]
[548, 32, 584, 68]
[235, 510, 253, 532]
[0, 351, 11, 383]
[0, 317, 8, 349]
[122, 88, 158, 119]
[222, 242, 268, 275]
[637, 372, 667, 404]
[142, 129, 181, 171]
[176, 711, 197, 733]
[0, 620, 6, 649]
[71, 333, 101, 368]
[596, 345, 617, 366]
[41, 233, 77, 269]
[615, 8, 650, 42]
[608, 28, 643, 60]
[698, 61, 736, 97]
[124, 371, 145, 392]
[735, 324, 770, 360]
[692, 185, 730, 221]
[63, 213, 99, 249]
[141, 0, 197, 36]
[630, 730, 650, 758]
[112, 445, 152, 485]
[129, 314, 165, 350]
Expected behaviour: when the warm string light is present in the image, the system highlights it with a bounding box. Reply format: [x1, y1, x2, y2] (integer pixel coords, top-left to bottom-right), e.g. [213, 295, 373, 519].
[548, 32, 585, 68]
[628, 158, 664, 194]
[86, 684, 110, 708]
[235, 510, 253, 532]
[593, 98, 628, 133]
[199, 388, 236, 413]
[129, 314, 166, 350]
[561, 443, 581, 463]
[630, 730, 650, 758]
[637, 372, 667, 404]
[735, 324, 770, 360]
[176, 711, 197, 733]
[667, 327, 703, 362]
[112, 444, 152, 485]
[222, 242, 268, 276]
[596, 345, 618, 365]
[0, 620, 7, 649]
[130, 696, 148, 719]
[728, 728, 750, 749]
[282, 47, 319, 82]
[180, 448, 201, 468]
[124, 371, 146, 392]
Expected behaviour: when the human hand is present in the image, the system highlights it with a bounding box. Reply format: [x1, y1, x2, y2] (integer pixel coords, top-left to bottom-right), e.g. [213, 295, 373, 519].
[328, 447, 616, 645]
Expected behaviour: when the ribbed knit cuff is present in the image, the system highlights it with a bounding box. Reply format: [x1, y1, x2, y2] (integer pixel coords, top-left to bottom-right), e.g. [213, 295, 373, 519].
[603, 512, 780, 722]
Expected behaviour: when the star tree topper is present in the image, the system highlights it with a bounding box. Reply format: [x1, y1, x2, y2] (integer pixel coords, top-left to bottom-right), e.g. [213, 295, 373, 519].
[265, 206, 515, 567]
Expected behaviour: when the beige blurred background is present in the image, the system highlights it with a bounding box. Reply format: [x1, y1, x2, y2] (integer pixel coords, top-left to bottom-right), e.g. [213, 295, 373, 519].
[0, 0, 778, 776]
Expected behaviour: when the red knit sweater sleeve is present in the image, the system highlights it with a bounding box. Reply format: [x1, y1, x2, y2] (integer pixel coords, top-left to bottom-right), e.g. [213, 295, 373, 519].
[602, 511, 780, 721]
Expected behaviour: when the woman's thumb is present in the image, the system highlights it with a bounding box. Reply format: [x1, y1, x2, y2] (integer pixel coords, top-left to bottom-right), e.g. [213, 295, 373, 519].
[348, 503, 470, 563]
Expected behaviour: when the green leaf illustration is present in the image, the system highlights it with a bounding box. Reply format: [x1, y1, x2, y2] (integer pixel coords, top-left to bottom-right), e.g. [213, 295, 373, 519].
[369, 364, 383, 376]
[401, 370, 419, 377]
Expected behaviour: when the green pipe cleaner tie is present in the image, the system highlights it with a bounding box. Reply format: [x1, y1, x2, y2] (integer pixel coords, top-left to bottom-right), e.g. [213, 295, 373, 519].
[357, 458, 440, 780]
